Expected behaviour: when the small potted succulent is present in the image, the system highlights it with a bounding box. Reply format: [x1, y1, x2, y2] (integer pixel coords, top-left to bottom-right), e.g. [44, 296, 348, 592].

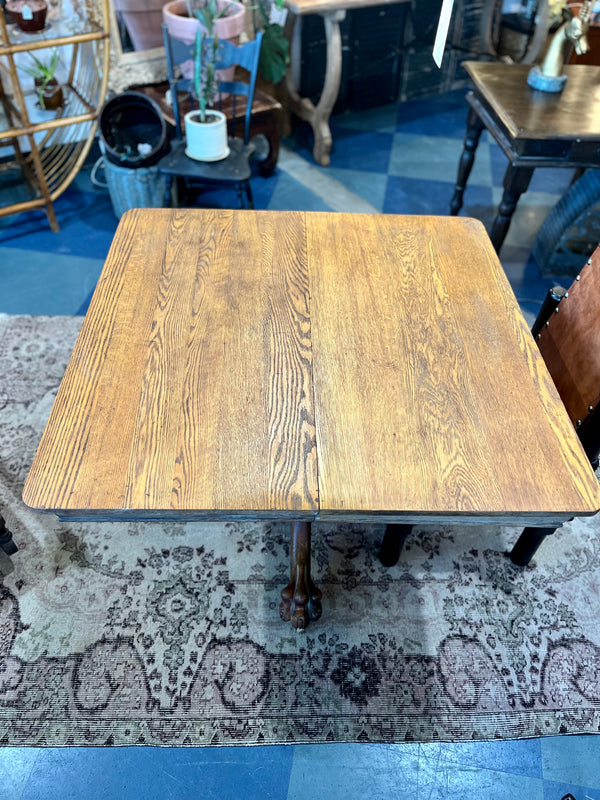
[184, 26, 228, 161]
[5, 0, 48, 32]
[21, 49, 63, 110]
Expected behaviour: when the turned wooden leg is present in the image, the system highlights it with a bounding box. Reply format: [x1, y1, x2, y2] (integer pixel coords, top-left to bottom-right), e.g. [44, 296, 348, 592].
[280, 521, 322, 629]
[0, 513, 18, 556]
[450, 105, 485, 216]
[379, 523, 414, 567]
[490, 164, 534, 253]
[509, 525, 561, 566]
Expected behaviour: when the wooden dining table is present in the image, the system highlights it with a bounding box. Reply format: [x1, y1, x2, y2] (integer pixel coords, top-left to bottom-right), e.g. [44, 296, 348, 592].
[23, 209, 600, 629]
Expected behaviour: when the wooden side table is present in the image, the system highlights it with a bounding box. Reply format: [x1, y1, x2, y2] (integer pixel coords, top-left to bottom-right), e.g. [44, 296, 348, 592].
[283, 0, 409, 166]
[450, 62, 600, 253]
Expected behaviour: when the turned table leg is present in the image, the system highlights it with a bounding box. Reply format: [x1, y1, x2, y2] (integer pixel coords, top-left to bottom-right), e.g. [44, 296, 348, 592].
[450, 105, 485, 216]
[283, 9, 346, 167]
[280, 521, 322, 629]
[509, 524, 562, 566]
[490, 163, 534, 253]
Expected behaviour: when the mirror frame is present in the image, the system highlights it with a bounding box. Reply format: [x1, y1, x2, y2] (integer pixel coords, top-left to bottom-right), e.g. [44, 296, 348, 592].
[101, 0, 167, 92]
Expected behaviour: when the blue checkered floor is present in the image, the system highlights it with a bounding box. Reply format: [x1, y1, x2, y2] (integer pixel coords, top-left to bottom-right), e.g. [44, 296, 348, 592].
[1, 89, 599, 800]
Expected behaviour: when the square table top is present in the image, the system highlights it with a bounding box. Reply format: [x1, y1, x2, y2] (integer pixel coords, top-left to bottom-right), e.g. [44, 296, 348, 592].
[23, 209, 600, 525]
[463, 62, 600, 142]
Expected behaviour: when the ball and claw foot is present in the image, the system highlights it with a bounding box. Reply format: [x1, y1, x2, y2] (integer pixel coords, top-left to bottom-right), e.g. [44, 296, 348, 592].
[279, 521, 322, 629]
[279, 574, 322, 630]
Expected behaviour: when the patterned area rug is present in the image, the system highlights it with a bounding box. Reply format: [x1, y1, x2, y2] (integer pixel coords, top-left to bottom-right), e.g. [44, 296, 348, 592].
[1, 312, 600, 746]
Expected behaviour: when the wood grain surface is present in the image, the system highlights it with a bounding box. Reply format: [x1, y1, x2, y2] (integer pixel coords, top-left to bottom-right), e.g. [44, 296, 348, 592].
[23, 209, 318, 518]
[463, 62, 600, 141]
[23, 209, 600, 523]
[306, 213, 600, 519]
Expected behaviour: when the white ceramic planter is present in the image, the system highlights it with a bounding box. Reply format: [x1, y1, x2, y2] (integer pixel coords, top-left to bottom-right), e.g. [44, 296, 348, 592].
[184, 109, 229, 162]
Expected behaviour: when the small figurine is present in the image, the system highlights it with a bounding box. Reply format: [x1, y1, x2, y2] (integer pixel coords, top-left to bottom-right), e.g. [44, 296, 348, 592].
[528, 0, 592, 92]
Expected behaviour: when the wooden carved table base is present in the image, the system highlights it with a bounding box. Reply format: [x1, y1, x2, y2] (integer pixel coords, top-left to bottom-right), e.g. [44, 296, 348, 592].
[284, 9, 345, 167]
[280, 521, 322, 629]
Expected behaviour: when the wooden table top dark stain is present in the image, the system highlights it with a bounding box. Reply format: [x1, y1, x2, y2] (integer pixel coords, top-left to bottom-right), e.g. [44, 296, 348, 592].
[463, 62, 600, 142]
[23, 209, 600, 524]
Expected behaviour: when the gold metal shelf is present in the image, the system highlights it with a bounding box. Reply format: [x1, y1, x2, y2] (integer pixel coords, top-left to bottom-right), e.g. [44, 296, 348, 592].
[0, 0, 110, 231]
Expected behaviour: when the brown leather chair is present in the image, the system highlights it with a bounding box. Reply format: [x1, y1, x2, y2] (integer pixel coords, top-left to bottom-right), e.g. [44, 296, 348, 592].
[510, 244, 600, 565]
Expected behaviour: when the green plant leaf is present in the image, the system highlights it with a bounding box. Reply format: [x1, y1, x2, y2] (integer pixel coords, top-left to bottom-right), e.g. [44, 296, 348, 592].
[193, 6, 212, 29]
[259, 22, 289, 84]
[20, 49, 59, 82]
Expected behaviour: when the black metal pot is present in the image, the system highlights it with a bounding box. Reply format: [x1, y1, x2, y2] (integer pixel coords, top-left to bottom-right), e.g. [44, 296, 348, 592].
[99, 92, 169, 169]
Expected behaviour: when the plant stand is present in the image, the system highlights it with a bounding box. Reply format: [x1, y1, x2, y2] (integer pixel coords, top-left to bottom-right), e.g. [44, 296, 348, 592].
[0, 0, 110, 231]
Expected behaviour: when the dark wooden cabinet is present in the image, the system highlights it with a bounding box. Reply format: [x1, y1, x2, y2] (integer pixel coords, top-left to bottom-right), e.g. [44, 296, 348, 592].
[298, 0, 490, 110]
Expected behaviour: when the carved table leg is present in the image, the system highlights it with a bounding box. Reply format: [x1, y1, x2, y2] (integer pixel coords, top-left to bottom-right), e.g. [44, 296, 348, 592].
[280, 521, 322, 629]
[311, 10, 345, 166]
[490, 164, 534, 253]
[283, 9, 346, 167]
[379, 523, 413, 567]
[450, 105, 485, 216]
[509, 524, 562, 566]
[0, 513, 18, 556]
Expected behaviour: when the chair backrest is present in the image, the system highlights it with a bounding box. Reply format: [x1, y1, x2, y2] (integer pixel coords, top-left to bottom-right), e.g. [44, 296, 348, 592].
[534, 245, 600, 465]
[162, 24, 263, 145]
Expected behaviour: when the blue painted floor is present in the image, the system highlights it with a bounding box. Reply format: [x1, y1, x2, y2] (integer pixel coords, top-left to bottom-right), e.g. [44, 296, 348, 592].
[1, 89, 599, 799]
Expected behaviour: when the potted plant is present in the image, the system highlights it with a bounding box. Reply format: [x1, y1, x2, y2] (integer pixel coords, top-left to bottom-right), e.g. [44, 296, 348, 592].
[5, 0, 47, 32]
[163, 0, 245, 80]
[21, 49, 63, 110]
[112, 0, 166, 51]
[184, 27, 229, 161]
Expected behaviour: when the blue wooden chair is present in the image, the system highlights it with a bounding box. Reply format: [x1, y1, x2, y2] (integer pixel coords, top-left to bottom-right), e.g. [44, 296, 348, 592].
[157, 25, 263, 209]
